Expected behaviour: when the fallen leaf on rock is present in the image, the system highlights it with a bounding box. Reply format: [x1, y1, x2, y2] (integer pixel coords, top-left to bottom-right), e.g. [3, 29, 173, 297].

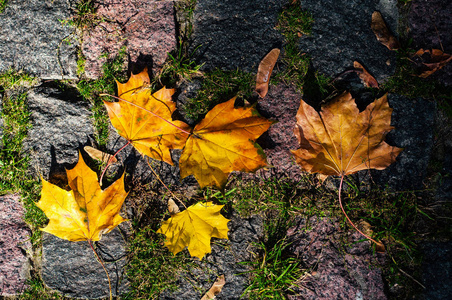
[291, 92, 402, 177]
[353, 61, 379, 88]
[84, 146, 117, 164]
[37, 153, 128, 242]
[104, 68, 191, 165]
[201, 275, 226, 300]
[371, 11, 400, 50]
[413, 48, 452, 78]
[180, 97, 273, 189]
[256, 48, 280, 98]
[157, 202, 230, 260]
[167, 198, 180, 215]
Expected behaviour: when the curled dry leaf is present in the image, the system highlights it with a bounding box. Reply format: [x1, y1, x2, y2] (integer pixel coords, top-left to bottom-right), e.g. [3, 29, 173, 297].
[413, 48, 452, 78]
[371, 11, 400, 50]
[201, 275, 226, 300]
[256, 48, 280, 98]
[353, 61, 379, 88]
[84, 146, 117, 164]
[167, 198, 180, 215]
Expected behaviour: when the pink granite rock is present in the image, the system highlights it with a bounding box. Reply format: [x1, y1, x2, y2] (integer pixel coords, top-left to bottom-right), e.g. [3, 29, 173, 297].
[82, 0, 176, 78]
[0, 194, 31, 296]
[287, 216, 387, 300]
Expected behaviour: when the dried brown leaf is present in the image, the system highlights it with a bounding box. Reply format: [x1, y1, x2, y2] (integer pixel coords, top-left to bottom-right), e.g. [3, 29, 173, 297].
[201, 275, 226, 300]
[256, 48, 280, 98]
[371, 11, 400, 50]
[353, 61, 379, 88]
[413, 48, 452, 78]
[84, 146, 117, 164]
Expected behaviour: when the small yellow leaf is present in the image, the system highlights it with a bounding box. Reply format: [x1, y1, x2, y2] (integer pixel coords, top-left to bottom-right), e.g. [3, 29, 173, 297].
[36, 152, 128, 242]
[180, 97, 273, 189]
[157, 202, 230, 260]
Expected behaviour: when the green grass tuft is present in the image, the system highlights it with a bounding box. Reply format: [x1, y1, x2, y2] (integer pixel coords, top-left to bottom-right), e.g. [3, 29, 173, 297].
[0, 0, 7, 14]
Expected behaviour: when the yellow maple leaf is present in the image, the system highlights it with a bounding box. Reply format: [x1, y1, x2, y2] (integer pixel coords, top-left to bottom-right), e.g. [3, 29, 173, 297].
[36, 153, 128, 242]
[157, 201, 230, 260]
[104, 68, 191, 165]
[291, 92, 402, 176]
[180, 97, 273, 189]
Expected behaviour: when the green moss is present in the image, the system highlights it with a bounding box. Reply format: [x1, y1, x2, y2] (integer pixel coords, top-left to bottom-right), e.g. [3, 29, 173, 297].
[183, 69, 254, 122]
[0, 0, 7, 14]
[76, 47, 127, 147]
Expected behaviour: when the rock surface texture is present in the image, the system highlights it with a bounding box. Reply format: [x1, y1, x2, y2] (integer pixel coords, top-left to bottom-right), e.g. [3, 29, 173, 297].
[82, 0, 177, 78]
[0, 0, 78, 79]
[0, 194, 32, 296]
[297, 0, 398, 81]
[191, 0, 285, 72]
[23, 84, 93, 180]
[287, 217, 387, 300]
[41, 225, 129, 299]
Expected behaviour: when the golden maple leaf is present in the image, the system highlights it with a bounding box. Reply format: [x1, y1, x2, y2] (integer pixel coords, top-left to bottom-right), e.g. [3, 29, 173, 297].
[157, 201, 230, 260]
[104, 68, 191, 165]
[291, 92, 402, 176]
[180, 97, 273, 189]
[36, 153, 128, 242]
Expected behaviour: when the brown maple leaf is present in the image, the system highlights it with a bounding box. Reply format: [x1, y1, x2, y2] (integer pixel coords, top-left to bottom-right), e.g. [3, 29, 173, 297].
[291, 92, 402, 177]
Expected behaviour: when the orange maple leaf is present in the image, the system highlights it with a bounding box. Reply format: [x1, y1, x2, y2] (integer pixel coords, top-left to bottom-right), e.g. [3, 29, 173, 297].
[291, 92, 402, 177]
[37, 153, 128, 242]
[104, 69, 191, 165]
[180, 97, 273, 189]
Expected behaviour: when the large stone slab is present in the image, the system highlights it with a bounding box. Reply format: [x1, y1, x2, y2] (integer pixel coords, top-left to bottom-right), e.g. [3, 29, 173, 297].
[23, 84, 93, 179]
[0, 194, 32, 296]
[81, 0, 176, 78]
[191, 0, 285, 72]
[287, 216, 386, 300]
[298, 0, 398, 81]
[41, 224, 129, 298]
[0, 0, 78, 79]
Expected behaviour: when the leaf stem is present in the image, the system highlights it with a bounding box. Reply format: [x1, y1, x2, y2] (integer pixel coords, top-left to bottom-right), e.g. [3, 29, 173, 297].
[100, 93, 192, 136]
[338, 175, 379, 245]
[99, 140, 131, 186]
[88, 240, 112, 300]
[145, 158, 187, 209]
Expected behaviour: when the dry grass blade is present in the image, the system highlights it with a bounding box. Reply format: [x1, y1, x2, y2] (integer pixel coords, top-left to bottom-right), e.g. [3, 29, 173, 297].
[256, 48, 280, 98]
[371, 11, 400, 50]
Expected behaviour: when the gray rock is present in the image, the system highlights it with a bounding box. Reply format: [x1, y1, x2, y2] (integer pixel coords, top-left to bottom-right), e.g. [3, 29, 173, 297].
[419, 242, 452, 300]
[0, 194, 32, 297]
[0, 0, 78, 79]
[297, 0, 398, 81]
[191, 0, 285, 72]
[287, 216, 387, 300]
[160, 214, 264, 300]
[41, 223, 130, 299]
[23, 84, 93, 180]
[81, 0, 176, 79]
[371, 94, 436, 191]
[409, 0, 452, 86]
